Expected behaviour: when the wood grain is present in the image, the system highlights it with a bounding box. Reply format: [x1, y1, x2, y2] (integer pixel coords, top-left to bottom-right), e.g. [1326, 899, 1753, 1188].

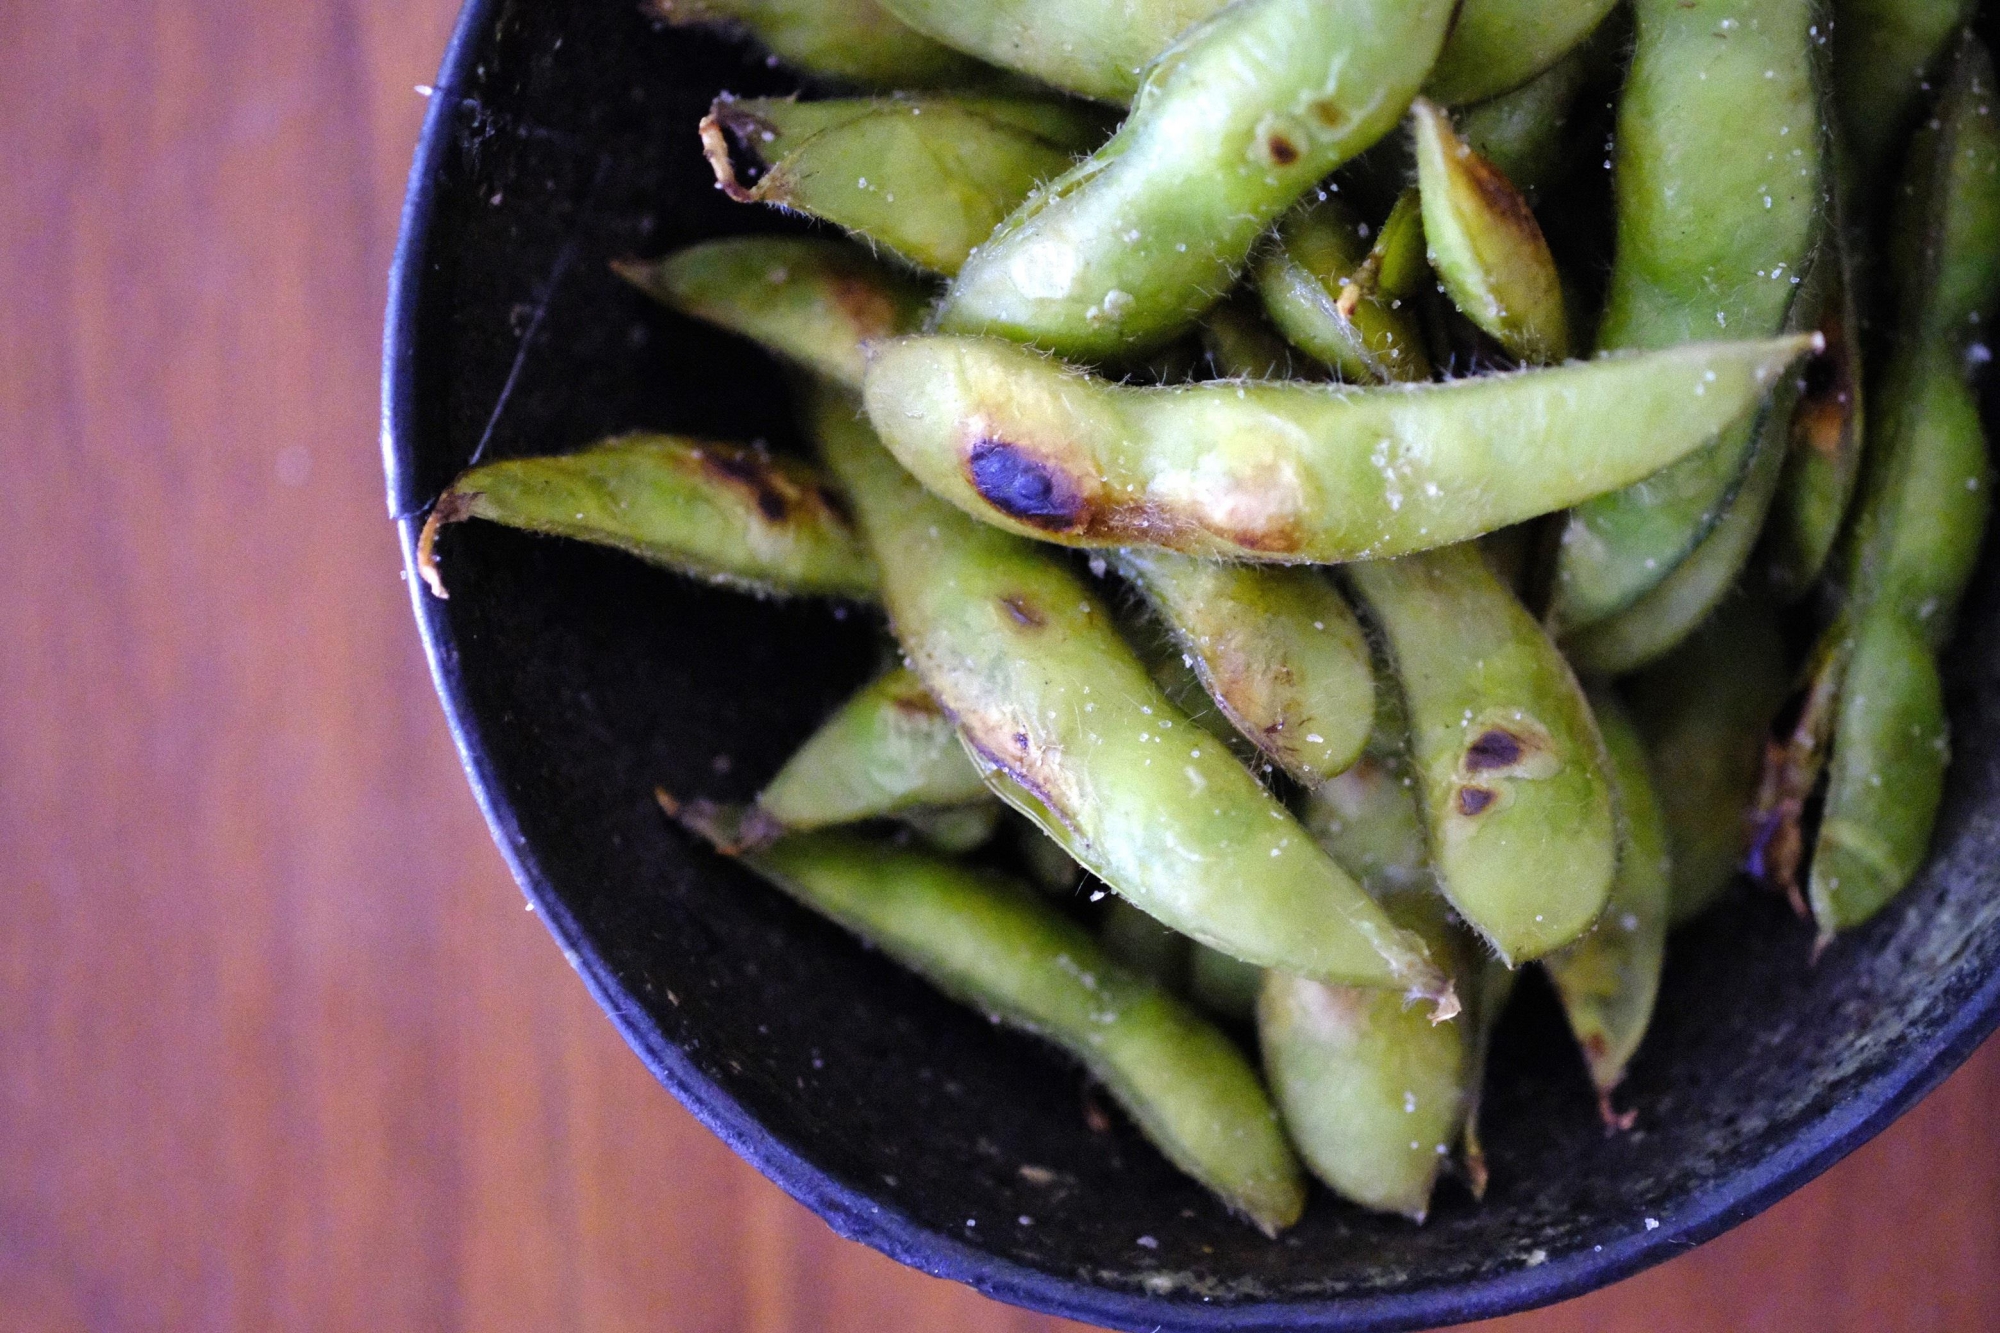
[2, 2, 1997, 1330]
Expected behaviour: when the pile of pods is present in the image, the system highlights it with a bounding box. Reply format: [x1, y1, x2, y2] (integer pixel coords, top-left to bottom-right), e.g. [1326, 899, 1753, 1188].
[419, 0, 2000, 1234]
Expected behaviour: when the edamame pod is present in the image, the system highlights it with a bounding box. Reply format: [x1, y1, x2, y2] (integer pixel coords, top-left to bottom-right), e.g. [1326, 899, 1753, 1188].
[1560, 371, 1797, 676]
[1768, 238, 1865, 597]
[1458, 40, 1598, 200]
[1301, 669, 1432, 900]
[1200, 296, 1313, 383]
[1411, 98, 1570, 364]
[1101, 897, 1192, 989]
[1628, 595, 1792, 927]
[755, 666, 992, 831]
[415, 434, 877, 601]
[809, 386, 1458, 1010]
[861, 331, 1817, 563]
[1460, 959, 1517, 1199]
[1809, 613, 1946, 939]
[647, 0, 991, 89]
[933, 0, 1456, 358]
[1252, 199, 1433, 384]
[1550, 0, 1827, 631]
[1832, 0, 1977, 212]
[1807, 39, 2000, 941]
[1424, 0, 1621, 108]
[1258, 966, 1470, 1220]
[674, 819, 1307, 1233]
[878, 0, 1612, 109]
[699, 96, 1107, 276]
[898, 802, 1002, 852]
[1542, 693, 1670, 1122]
[615, 237, 929, 391]
[1347, 544, 1616, 963]
[1110, 550, 1375, 787]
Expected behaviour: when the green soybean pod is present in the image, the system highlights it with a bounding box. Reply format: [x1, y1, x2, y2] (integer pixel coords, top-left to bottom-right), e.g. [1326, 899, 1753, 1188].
[934, 0, 1456, 359]
[1542, 693, 1670, 1116]
[1252, 199, 1433, 384]
[647, 0, 992, 89]
[1458, 40, 1599, 199]
[861, 331, 1816, 563]
[1200, 295, 1315, 382]
[1302, 740, 1432, 901]
[1550, 0, 1826, 633]
[1424, 0, 1621, 108]
[1808, 612, 1947, 941]
[1767, 237, 1865, 597]
[1100, 897, 1193, 989]
[1459, 958, 1517, 1199]
[1110, 549, 1376, 787]
[809, 386, 1458, 1010]
[754, 667, 992, 832]
[415, 434, 878, 602]
[1411, 98, 1571, 364]
[701, 825, 1308, 1233]
[1560, 367, 1799, 676]
[875, 0, 1226, 104]
[1832, 0, 1977, 210]
[699, 96, 1107, 277]
[615, 237, 929, 391]
[1627, 595, 1792, 927]
[898, 803, 1002, 852]
[1347, 543, 1616, 963]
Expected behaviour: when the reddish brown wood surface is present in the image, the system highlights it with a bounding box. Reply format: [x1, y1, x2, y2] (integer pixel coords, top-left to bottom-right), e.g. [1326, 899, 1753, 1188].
[4, 3, 1999, 1329]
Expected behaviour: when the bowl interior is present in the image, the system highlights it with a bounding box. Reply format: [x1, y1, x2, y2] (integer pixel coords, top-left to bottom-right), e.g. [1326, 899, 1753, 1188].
[386, 4, 2000, 1329]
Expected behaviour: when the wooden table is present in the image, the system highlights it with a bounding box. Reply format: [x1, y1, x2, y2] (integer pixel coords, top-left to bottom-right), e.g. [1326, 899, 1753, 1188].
[5, 3, 1998, 1329]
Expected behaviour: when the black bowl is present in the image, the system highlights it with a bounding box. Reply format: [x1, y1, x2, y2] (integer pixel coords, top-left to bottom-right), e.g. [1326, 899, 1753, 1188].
[382, 4, 2000, 1328]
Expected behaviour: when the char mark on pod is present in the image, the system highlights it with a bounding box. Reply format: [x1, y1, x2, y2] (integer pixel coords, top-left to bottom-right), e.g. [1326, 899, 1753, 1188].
[1463, 728, 1526, 772]
[1456, 786, 1498, 816]
[967, 437, 1091, 531]
[701, 448, 795, 521]
[999, 593, 1046, 628]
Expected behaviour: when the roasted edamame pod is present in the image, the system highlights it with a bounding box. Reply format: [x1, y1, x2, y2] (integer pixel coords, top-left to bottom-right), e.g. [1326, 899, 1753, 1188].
[1347, 543, 1616, 963]
[753, 666, 992, 832]
[934, 0, 1457, 359]
[1411, 98, 1570, 364]
[1251, 198, 1433, 384]
[1542, 692, 1670, 1124]
[861, 331, 1818, 563]
[672, 817, 1307, 1233]
[1808, 37, 2000, 942]
[647, 0, 991, 89]
[1423, 0, 1621, 108]
[1110, 550, 1375, 787]
[1258, 963, 1470, 1221]
[699, 95, 1107, 276]
[809, 385, 1458, 1011]
[1832, 0, 1978, 214]
[1550, 0, 1827, 633]
[1627, 594, 1792, 927]
[415, 434, 878, 601]
[614, 237, 928, 391]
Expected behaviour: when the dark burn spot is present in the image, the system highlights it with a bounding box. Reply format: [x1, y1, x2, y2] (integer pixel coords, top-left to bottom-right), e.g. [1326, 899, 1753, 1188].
[1014, 732, 1031, 752]
[1457, 786, 1497, 817]
[1793, 305, 1855, 461]
[888, 689, 944, 720]
[968, 438, 1087, 530]
[1582, 1033, 1609, 1062]
[999, 593, 1044, 628]
[1266, 134, 1300, 165]
[1464, 728, 1525, 772]
[704, 449, 794, 522]
[1307, 98, 1345, 130]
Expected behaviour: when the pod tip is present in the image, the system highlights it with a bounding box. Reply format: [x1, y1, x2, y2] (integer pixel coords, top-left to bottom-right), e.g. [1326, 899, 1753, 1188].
[416, 489, 477, 600]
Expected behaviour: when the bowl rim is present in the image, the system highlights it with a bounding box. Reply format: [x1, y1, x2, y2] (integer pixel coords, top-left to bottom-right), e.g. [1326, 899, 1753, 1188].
[379, 2, 2000, 1327]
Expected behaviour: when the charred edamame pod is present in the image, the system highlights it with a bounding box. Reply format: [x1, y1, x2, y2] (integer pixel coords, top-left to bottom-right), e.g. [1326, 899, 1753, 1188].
[1251, 198, 1433, 384]
[1542, 692, 1670, 1123]
[1627, 594, 1792, 927]
[672, 816, 1307, 1233]
[1411, 98, 1570, 364]
[1550, 0, 1827, 633]
[934, 0, 1457, 358]
[699, 95, 1107, 276]
[415, 434, 878, 601]
[615, 237, 928, 391]
[1347, 543, 1616, 963]
[810, 385, 1458, 1011]
[753, 666, 992, 832]
[861, 331, 1817, 563]
[1111, 550, 1375, 787]
[647, 0, 991, 89]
